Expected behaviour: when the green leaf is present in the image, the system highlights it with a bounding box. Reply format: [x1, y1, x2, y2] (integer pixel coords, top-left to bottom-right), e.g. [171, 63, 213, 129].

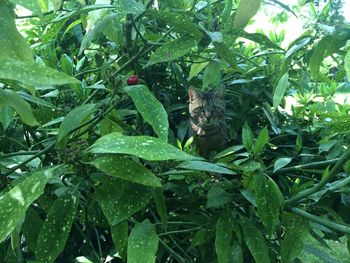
[153, 188, 168, 226]
[240, 217, 270, 263]
[35, 191, 79, 263]
[281, 212, 309, 263]
[188, 61, 209, 81]
[242, 122, 254, 151]
[286, 37, 311, 58]
[79, 13, 119, 56]
[252, 126, 269, 154]
[22, 207, 43, 253]
[95, 178, 152, 225]
[56, 104, 95, 147]
[255, 174, 283, 235]
[233, 0, 261, 29]
[0, 105, 13, 129]
[89, 132, 199, 161]
[0, 89, 39, 126]
[213, 42, 237, 67]
[215, 212, 233, 263]
[178, 160, 235, 175]
[149, 10, 200, 38]
[345, 49, 350, 82]
[114, 0, 145, 16]
[147, 35, 198, 66]
[207, 186, 232, 208]
[235, 30, 283, 50]
[0, 167, 56, 242]
[221, 0, 233, 24]
[0, 3, 33, 61]
[124, 85, 169, 142]
[309, 32, 350, 80]
[273, 72, 289, 110]
[273, 157, 292, 173]
[111, 221, 128, 260]
[127, 220, 159, 263]
[203, 61, 221, 90]
[0, 57, 81, 86]
[89, 155, 161, 187]
[8, 0, 42, 15]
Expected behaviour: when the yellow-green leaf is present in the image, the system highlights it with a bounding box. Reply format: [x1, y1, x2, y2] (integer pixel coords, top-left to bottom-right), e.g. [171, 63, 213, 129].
[233, 0, 261, 29]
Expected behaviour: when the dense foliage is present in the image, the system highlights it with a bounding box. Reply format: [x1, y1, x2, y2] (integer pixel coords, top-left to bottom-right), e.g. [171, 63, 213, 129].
[1, 0, 350, 262]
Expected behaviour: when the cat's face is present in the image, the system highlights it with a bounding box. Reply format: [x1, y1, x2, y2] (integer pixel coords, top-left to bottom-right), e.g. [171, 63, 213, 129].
[189, 86, 225, 129]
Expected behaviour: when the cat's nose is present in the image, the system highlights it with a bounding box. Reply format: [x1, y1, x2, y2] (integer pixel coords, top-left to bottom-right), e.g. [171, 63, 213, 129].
[205, 111, 212, 120]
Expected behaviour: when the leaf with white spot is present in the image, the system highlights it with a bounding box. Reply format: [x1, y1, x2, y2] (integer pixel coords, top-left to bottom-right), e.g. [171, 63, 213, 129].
[240, 217, 270, 263]
[178, 161, 235, 175]
[203, 61, 221, 90]
[0, 89, 39, 126]
[111, 221, 128, 260]
[147, 35, 198, 66]
[56, 104, 95, 148]
[281, 212, 309, 262]
[254, 174, 283, 235]
[0, 3, 33, 61]
[95, 178, 152, 225]
[0, 167, 57, 242]
[35, 190, 79, 263]
[124, 85, 169, 142]
[215, 212, 233, 263]
[89, 132, 199, 161]
[127, 220, 159, 263]
[0, 57, 81, 87]
[273, 157, 292, 173]
[89, 155, 161, 187]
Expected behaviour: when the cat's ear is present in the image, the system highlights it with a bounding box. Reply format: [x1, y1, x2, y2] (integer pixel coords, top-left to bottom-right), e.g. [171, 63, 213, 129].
[215, 86, 225, 98]
[189, 86, 200, 101]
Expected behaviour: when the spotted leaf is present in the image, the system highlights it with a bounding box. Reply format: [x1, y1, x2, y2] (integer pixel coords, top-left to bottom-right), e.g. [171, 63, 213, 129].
[124, 85, 169, 142]
[35, 190, 79, 263]
[127, 220, 159, 263]
[0, 167, 57, 242]
[89, 132, 199, 161]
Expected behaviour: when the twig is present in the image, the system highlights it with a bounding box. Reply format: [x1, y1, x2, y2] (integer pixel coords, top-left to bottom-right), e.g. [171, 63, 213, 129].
[0, 151, 40, 158]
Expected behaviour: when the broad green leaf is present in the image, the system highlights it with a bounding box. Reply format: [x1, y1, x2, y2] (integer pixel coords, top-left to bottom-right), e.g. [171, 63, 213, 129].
[95, 178, 152, 225]
[309, 32, 350, 80]
[124, 85, 169, 142]
[114, 0, 145, 16]
[19, 92, 56, 109]
[207, 186, 232, 208]
[253, 126, 269, 154]
[215, 212, 233, 263]
[89, 155, 161, 187]
[35, 191, 79, 263]
[89, 132, 199, 161]
[242, 122, 254, 151]
[286, 37, 311, 58]
[188, 61, 209, 81]
[213, 42, 237, 67]
[189, 229, 213, 251]
[0, 89, 39, 126]
[8, 0, 42, 15]
[0, 167, 56, 242]
[22, 208, 43, 253]
[345, 49, 350, 82]
[153, 188, 168, 226]
[0, 105, 13, 129]
[178, 160, 235, 175]
[273, 73, 289, 110]
[281, 212, 309, 263]
[273, 157, 292, 173]
[127, 220, 159, 263]
[203, 61, 221, 90]
[148, 10, 200, 37]
[235, 30, 283, 50]
[56, 104, 95, 147]
[147, 35, 198, 66]
[240, 217, 270, 263]
[303, 245, 339, 263]
[0, 3, 33, 61]
[79, 13, 119, 56]
[0, 57, 81, 86]
[255, 174, 283, 235]
[233, 0, 261, 29]
[111, 221, 128, 260]
[221, 0, 233, 23]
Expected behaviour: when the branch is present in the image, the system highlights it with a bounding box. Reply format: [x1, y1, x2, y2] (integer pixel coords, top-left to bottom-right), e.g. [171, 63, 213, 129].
[274, 158, 340, 175]
[285, 148, 350, 206]
[290, 207, 350, 234]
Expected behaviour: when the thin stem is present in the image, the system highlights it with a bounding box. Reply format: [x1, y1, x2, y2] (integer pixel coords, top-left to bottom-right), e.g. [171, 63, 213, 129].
[285, 148, 350, 206]
[290, 207, 350, 234]
[159, 238, 186, 263]
[274, 159, 339, 175]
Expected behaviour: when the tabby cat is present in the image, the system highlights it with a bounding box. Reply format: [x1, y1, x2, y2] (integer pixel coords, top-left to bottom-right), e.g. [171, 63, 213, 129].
[188, 86, 228, 157]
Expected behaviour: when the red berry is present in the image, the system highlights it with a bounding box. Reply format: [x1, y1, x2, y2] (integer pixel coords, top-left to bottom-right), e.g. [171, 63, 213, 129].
[127, 75, 139, 85]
